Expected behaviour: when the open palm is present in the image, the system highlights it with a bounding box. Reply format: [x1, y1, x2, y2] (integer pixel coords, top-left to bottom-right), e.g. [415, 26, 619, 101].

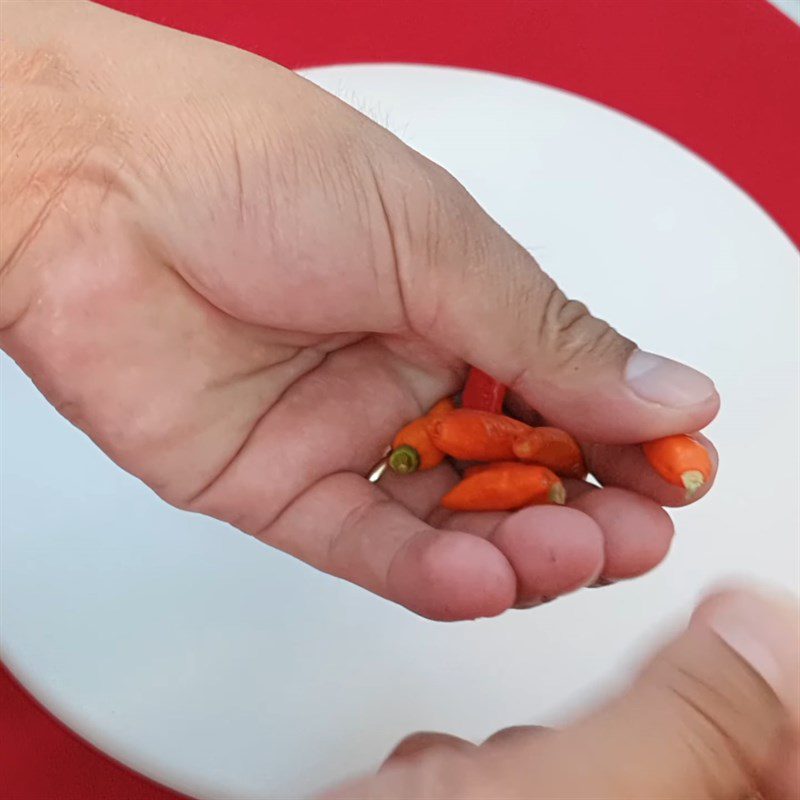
[2, 1, 719, 619]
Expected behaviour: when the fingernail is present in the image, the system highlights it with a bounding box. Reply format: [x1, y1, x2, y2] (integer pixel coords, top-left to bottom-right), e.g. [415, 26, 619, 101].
[705, 592, 786, 701]
[514, 596, 553, 609]
[625, 350, 716, 407]
[588, 577, 616, 588]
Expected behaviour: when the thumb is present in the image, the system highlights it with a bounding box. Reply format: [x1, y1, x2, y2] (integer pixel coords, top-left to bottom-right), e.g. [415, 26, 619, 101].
[321, 588, 798, 800]
[400, 164, 719, 442]
[511, 587, 799, 799]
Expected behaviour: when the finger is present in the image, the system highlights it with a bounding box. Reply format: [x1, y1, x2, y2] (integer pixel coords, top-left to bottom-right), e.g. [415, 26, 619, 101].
[758, 733, 799, 800]
[690, 588, 800, 728]
[422, 483, 672, 599]
[383, 732, 476, 768]
[434, 510, 508, 537]
[398, 163, 719, 443]
[482, 725, 550, 747]
[332, 588, 799, 800]
[499, 587, 800, 800]
[569, 487, 674, 582]
[439, 506, 604, 604]
[378, 462, 459, 519]
[584, 433, 719, 507]
[488, 506, 604, 604]
[264, 473, 516, 621]
[562, 478, 599, 502]
[490, 507, 604, 604]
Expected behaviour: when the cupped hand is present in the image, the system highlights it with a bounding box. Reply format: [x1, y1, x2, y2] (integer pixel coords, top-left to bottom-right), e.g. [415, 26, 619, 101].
[1, 1, 718, 619]
[321, 589, 800, 799]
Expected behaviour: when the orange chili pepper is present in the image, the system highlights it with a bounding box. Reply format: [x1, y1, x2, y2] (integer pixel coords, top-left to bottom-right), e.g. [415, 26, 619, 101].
[427, 397, 457, 418]
[389, 397, 456, 474]
[441, 462, 565, 511]
[642, 434, 712, 498]
[512, 427, 587, 478]
[430, 409, 532, 461]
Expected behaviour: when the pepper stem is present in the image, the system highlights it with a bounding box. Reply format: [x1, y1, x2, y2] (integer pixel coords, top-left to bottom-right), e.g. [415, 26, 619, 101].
[548, 482, 567, 505]
[389, 445, 421, 475]
[681, 470, 705, 499]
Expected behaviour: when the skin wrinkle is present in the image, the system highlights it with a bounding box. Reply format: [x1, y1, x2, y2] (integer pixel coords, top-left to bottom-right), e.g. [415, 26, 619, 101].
[0, 138, 124, 329]
[203, 333, 428, 536]
[674, 664, 746, 717]
[228, 112, 246, 225]
[650, 638, 778, 798]
[252, 469, 338, 553]
[185, 385, 290, 509]
[184, 344, 334, 509]
[1, 47, 134, 330]
[669, 685, 751, 797]
[401, 165, 483, 348]
[331, 494, 399, 585]
[366, 157, 411, 336]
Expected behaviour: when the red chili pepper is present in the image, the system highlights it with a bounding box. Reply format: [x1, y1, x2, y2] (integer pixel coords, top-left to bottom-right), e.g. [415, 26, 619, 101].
[461, 368, 507, 413]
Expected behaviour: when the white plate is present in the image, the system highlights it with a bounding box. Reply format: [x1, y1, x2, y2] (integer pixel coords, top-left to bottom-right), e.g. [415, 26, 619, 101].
[2, 64, 797, 800]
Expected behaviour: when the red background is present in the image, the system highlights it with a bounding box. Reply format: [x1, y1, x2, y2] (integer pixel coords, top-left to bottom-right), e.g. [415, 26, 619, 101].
[2, 1, 798, 798]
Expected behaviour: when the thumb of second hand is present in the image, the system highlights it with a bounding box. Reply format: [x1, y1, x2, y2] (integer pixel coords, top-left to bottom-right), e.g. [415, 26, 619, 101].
[319, 589, 798, 800]
[392, 161, 719, 443]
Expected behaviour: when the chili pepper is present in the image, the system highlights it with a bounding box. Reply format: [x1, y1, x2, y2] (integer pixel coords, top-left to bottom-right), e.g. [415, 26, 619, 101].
[427, 397, 457, 418]
[642, 434, 712, 498]
[461, 368, 507, 413]
[441, 462, 566, 511]
[389, 397, 456, 474]
[512, 426, 587, 479]
[430, 409, 532, 461]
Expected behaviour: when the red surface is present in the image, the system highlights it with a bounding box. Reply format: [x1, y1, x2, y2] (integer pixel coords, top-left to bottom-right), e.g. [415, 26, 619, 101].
[2, 1, 798, 798]
[0, 664, 191, 800]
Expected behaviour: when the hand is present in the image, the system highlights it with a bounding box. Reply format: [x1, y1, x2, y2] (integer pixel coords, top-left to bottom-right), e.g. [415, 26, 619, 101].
[2, 1, 718, 620]
[321, 589, 800, 799]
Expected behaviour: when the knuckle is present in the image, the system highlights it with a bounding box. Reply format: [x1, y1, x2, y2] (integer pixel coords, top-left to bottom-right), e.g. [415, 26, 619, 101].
[536, 280, 626, 369]
[403, 749, 501, 800]
[364, 146, 471, 333]
[666, 676, 746, 795]
[405, 158, 451, 253]
[644, 636, 782, 796]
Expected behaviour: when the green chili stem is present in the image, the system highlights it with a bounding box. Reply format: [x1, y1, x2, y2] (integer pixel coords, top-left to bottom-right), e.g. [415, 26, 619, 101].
[681, 470, 705, 499]
[549, 482, 567, 505]
[389, 445, 421, 475]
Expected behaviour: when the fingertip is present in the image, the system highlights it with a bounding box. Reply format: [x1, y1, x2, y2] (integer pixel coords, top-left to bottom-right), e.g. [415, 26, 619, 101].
[384, 732, 475, 767]
[585, 434, 718, 508]
[535, 382, 720, 446]
[483, 725, 549, 747]
[387, 530, 517, 621]
[691, 586, 800, 726]
[491, 506, 604, 602]
[569, 487, 674, 581]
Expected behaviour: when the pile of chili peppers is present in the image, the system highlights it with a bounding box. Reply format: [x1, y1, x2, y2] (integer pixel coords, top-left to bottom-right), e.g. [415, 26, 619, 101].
[385, 368, 712, 512]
